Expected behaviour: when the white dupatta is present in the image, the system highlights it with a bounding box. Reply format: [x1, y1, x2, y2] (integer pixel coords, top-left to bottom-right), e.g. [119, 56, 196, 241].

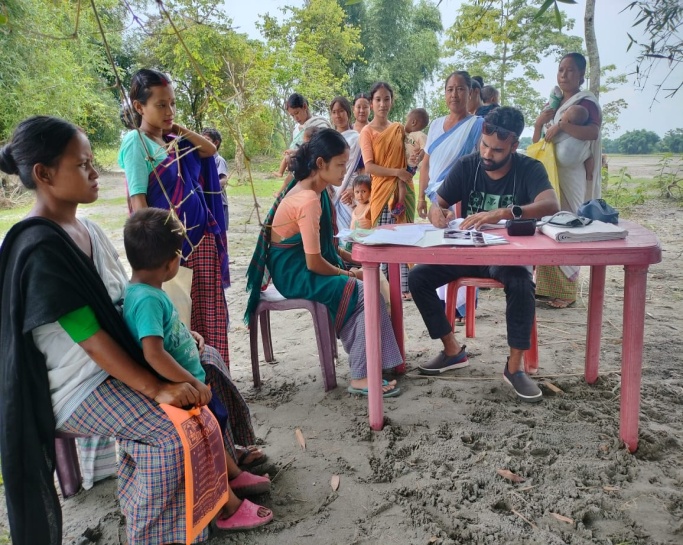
[289, 115, 332, 149]
[551, 90, 602, 281]
[552, 91, 602, 212]
[424, 115, 483, 202]
[332, 129, 362, 230]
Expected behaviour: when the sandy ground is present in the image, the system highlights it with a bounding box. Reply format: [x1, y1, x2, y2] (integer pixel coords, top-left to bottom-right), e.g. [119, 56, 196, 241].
[1, 160, 682, 545]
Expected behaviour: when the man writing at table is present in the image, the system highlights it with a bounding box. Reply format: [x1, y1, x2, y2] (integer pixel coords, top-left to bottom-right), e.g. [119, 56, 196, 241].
[408, 107, 560, 402]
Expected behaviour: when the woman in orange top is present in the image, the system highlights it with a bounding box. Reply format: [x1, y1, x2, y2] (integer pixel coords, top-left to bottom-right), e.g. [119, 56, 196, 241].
[359, 82, 415, 299]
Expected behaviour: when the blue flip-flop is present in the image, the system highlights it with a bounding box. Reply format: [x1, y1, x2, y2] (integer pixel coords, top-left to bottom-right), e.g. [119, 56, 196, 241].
[347, 379, 401, 398]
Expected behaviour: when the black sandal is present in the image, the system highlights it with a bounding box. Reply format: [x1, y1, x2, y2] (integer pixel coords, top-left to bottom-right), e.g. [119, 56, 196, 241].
[236, 446, 268, 470]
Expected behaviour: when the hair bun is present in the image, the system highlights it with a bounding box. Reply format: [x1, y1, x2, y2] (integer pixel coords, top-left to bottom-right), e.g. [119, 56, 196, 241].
[0, 144, 19, 175]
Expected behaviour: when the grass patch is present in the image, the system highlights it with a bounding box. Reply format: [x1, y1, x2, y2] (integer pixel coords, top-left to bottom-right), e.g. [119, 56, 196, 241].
[602, 172, 657, 209]
[82, 196, 128, 209]
[227, 179, 282, 198]
[247, 156, 281, 173]
[0, 203, 33, 237]
[0, 195, 129, 239]
[94, 146, 120, 171]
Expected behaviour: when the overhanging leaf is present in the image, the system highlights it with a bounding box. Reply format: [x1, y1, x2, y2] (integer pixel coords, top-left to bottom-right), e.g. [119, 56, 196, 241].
[534, 0, 556, 20]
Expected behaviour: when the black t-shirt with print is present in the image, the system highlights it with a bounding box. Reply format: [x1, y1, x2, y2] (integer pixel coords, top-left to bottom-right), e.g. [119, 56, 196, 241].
[437, 152, 552, 218]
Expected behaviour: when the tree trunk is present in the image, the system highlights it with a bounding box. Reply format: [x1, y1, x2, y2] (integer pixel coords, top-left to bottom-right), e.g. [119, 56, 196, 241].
[584, 0, 600, 97]
[234, 126, 246, 184]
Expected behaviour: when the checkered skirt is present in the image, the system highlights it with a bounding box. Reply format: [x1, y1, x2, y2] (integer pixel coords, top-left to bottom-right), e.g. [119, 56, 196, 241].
[201, 345, 256, 458]
[185, 235, 230, 365]
[59, 347, 254, 544]
[60, 378, 209, 544]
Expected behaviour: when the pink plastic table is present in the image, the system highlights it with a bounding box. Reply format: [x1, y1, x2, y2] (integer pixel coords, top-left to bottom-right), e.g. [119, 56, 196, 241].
[352, 221, 661, 452]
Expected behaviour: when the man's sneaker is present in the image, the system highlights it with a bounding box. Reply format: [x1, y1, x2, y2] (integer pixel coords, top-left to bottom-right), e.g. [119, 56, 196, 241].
[503, 358, 542, 402]
[418, 346, 469, 375]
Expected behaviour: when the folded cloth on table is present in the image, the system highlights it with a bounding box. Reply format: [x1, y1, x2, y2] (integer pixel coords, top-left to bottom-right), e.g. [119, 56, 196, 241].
[539, 220, 628, 243]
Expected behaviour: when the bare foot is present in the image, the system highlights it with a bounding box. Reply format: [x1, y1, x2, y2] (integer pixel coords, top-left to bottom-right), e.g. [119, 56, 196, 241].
[546, 298, 575, 309]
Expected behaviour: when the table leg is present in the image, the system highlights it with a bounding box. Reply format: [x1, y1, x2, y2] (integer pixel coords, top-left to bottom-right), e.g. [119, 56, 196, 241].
[388, 263, 406, 372]
[364, 263, 384, 431]
[620, 265, 649, 453]
[585, 265, 606, 384]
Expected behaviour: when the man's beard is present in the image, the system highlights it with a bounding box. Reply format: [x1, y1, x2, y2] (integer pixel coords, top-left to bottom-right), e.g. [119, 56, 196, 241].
[481, 152, 512, 172]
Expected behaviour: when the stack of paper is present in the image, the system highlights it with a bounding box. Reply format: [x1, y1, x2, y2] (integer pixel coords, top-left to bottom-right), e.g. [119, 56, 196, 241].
[539, 220, 628, 243]
[448, 218, 507, 230]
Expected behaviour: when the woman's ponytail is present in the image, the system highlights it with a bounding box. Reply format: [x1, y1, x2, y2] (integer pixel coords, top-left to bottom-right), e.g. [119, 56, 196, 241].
[289, 142, 314, 181]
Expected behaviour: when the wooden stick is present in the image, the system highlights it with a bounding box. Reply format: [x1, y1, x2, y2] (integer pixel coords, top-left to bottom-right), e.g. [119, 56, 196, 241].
[404, 370, 621, 381]
[536, 319, 587, 325]
[536, 323, 573, 335]
[271, 457, 296, 483]
[511, 508, 537, 529]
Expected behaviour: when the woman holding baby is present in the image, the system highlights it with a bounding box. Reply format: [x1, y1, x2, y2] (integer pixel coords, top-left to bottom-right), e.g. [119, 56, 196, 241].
[532, 52, 602, 309]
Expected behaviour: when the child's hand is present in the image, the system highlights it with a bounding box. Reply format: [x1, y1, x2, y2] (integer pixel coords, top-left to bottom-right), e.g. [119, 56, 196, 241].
[396, 169, 413, 183]
[341, 188, 354, 206]
[154, 382, 201, 408]
[543, 123, 562, 142]
[535, 108, 555, 128]
[193, 381, 213, 407]
[190, 331, 205, 355]
[417, 198, 429, 219]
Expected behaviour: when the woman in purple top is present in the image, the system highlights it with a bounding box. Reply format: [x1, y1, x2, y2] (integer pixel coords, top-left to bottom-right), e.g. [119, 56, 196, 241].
[118, 69, 231, 364]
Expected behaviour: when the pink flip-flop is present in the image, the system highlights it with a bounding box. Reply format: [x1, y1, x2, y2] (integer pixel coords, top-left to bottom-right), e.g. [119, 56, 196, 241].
[215, 499, 273, 531]
[229, 471, 271, 496]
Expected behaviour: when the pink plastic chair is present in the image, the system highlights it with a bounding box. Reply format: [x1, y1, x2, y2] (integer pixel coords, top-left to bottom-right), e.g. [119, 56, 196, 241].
[249, 286, 338, 391]
[445, 278, 539, 374]
[54, 432, 87, 498]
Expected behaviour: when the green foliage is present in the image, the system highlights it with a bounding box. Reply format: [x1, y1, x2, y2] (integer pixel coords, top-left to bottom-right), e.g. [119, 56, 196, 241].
[534, 0, 577, 30]
[601, 167, 648, 208]
[258, 0, 362, 111]
[600, 99, 628, 139]
[614, 129, 661, 154]
[138, 0, 236, 131]
[132, 0, 276, 173]
[443, 0, 582, 124]
[597, 64, 629, 137]
[258, 0, 363, 141]
[344, 0, 443, 119]
[626, 0, 683, 101]
[423, 88, 449, 126]
[519, 136, 533, 149]
[601, 138, 620, 154]
[0, 0, 123, 147]
[653, 153, 683, 200]
[93, 146, 120, 171]
[659, 129, 683, 153]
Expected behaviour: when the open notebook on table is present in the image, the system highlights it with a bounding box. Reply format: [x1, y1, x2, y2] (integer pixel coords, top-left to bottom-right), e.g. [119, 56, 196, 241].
[344, 224, 508, 247]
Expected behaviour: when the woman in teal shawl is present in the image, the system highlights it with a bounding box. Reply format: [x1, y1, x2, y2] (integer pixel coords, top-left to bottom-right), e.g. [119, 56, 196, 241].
[246, 129, 402, 396]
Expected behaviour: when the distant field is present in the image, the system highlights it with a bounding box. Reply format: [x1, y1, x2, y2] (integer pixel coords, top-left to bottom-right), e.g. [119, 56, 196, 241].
[606, 154, 681, 178]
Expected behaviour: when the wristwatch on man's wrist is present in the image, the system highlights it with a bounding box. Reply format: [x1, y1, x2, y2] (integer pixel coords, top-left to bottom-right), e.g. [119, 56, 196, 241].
[509, 204, 523, 219]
